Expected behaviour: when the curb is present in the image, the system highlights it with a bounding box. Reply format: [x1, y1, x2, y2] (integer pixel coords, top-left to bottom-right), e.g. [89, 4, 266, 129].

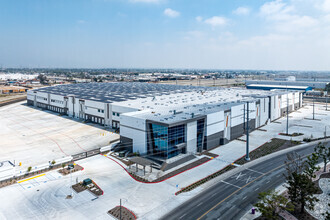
[102, 153, 218, 184]
[174, 140, 271, 195]
[179, 139, 329, 196]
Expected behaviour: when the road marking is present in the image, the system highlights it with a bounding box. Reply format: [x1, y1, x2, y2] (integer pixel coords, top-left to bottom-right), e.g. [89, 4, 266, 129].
[266, 180, 270, 184]
[197, 152, 315, 220]
[17, 174, 46, 183]
[232, 172, 246, 180]
[179, 213, 187, 219]
[245, 176, 256, 184]
[246, 168, 264, 175]
[255, 187, 259, 191]
[197, 202, 203, 207]
[242, 196, 247, 200]
[221, 180, 241, 189]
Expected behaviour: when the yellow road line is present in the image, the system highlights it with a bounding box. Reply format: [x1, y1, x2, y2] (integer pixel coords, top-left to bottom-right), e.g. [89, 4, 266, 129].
[197, 152, 313, 220]
[17, 174, 46, 183]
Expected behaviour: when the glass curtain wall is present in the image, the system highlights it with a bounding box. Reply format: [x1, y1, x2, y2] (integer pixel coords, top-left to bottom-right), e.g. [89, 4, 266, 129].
[197, 119, 205, 152]
[150, 123, 186, 159]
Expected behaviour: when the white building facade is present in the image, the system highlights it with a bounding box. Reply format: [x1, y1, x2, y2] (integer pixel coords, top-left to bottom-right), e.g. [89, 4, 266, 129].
[27, 82, 303, 159]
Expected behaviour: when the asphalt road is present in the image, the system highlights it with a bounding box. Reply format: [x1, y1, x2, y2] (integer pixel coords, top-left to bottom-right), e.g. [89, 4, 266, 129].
[161, 141, 329, 220]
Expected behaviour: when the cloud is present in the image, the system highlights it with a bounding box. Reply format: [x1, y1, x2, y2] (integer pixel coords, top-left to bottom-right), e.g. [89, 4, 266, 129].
[164, 8, 180, 18]
[204, 16, 227, 27]
[233, 7, 250, 15]
[322, 0, 330, 12]
[259, 0, 319, 32]
[195, 16, 203, 22]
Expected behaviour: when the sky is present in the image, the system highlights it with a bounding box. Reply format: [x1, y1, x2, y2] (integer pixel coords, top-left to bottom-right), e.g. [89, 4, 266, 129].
[0, 0, 330, 70]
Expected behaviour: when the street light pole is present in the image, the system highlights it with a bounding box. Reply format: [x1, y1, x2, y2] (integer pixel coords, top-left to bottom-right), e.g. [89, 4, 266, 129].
[286, 91, 289, 135]
[70, 166, 73, 197]
[245, 102, 250, 161]
[120, 198, 122, 220]
[313, 95, 315, 120]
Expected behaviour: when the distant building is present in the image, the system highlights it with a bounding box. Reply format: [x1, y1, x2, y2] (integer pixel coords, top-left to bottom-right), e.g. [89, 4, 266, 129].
[0, 86, 28, 94]
[246, 80, 329, 89]
[246, 84, 312, 92]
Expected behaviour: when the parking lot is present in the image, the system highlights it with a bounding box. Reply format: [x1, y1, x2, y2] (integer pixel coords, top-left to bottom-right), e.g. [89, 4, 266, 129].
[0, 102, 119, 170]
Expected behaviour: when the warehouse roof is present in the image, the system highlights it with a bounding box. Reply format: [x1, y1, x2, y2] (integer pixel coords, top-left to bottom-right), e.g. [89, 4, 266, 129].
[119, 88, 290, 125]
[33, 82, 218, 103]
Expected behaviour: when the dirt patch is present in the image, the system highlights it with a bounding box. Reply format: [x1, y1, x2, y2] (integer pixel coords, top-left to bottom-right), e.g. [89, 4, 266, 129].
[129, 157, 212, 183]
[0, 162, 73, 189]
[110, 153, 134, 166]
[175, 165, 235, 195]
[235, 138, 300, 165]
[108, 206, 136, 220]
[59, 164, 84, 175]
[201, 152, 219, 158]
[72, 183, 86, 193]
[72, 180, 103, 196]
[279, 132, 304, 137]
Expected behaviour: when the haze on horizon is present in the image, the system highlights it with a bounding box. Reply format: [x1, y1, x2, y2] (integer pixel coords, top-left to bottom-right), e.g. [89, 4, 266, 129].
[1, 0, 330, 71]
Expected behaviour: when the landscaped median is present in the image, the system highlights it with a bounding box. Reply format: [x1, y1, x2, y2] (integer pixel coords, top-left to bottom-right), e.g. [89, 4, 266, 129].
[175, 138, 301, 195]
[72, 178, 104, 196]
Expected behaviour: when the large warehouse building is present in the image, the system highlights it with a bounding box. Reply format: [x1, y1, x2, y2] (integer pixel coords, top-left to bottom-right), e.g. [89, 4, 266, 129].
[27, 82, 303, 159]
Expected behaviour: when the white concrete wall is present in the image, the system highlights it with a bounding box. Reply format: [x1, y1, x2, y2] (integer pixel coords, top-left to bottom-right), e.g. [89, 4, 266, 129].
[270, 95, 281, 120]
[0, 162, 15, 181]
[186, 121, 197, 154]
[120, 126, 147, 154]
[120, 113, 147, 154]
[49, 94, 65, 108]
[206, 111, 224, 136]
[85, 100, 106, 118]
[36, 91, 49, 104]
[230, 104, 244, 127]
[260, 97, 269, 125]
[111, 104, 139, 123]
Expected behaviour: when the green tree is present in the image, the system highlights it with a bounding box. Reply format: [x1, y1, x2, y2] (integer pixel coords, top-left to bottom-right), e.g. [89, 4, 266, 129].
[27, 166, 32, 172]
[314, 142, 330, 172]
[284, 152, 319, 214]
[304, 153, 320, 179]
[37, 74, 47, 84]
[255, 189, 294, 219]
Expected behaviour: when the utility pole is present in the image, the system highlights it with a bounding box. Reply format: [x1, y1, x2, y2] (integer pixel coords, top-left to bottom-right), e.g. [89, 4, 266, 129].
[245, 102, 250, 161]
[70, 168, 73, 197]
[286, 91, 289, 135]
[120, 198, 122, 220]
[313, 95, 315, 120]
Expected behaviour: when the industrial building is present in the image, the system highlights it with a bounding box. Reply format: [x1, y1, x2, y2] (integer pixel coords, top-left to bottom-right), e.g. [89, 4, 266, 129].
[0, 86, 28, 94]
[245, 80, 329, 90]
[27, 82, 303, 159]
[246, 84, 312, 92]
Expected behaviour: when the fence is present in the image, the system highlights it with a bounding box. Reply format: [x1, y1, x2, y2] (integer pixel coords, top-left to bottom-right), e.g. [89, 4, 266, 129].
[0, 142, 119, 187]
